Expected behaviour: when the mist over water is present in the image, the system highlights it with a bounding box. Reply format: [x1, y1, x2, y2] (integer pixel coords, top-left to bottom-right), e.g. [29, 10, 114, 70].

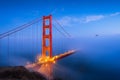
[57, 35, 120, 80]
[0, 35, 120, 80]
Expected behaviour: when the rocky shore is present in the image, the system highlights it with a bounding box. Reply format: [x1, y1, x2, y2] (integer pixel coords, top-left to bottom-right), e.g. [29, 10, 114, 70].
[0, 66, 46, 80]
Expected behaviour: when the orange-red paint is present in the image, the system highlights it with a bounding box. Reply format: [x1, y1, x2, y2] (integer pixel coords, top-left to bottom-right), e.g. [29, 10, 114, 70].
[42, 15, 52, 58]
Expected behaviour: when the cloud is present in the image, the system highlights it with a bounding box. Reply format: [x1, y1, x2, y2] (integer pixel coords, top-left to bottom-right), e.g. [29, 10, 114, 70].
[84, 15, 104, 23]
[58, 15, 105, 26]
[58, 16, 74, 26]
[57, 12, 120, 27]
[110, 12, 120, 16]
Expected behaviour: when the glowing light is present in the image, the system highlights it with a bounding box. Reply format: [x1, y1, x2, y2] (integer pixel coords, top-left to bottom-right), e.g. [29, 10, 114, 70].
[25, 50, 76, 80]
[36, 55, 57, 64]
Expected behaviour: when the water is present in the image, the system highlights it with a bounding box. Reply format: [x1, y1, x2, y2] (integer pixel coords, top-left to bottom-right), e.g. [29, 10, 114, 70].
[0, 35, 120, 80]
[56, 35, 120, 80]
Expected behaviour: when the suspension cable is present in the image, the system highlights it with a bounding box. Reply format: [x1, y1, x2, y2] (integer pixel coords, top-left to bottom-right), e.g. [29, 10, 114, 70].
[7, 35, 10, 65]
[13, 34, 16, 56]
[53, 19, 71, 37]
[0, 17, 42, 39]
[36, 22, 39, 54]
[0, 39, 1, 60]
[52, 24, 67, 37]
[31, 25, 34, 54]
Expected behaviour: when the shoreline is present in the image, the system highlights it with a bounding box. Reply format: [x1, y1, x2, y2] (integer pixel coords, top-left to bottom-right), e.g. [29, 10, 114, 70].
[0, 66, 46, 80]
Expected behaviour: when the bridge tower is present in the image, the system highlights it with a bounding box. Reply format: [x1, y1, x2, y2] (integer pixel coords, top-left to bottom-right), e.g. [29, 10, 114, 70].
[42, 15, 52, 58]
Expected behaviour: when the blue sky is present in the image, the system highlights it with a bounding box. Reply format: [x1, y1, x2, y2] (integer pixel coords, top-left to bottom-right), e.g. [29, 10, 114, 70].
[0, 0, 120, 37]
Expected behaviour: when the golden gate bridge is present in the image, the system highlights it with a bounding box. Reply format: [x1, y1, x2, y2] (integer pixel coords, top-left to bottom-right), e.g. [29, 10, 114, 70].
[0, 15, 76, 79]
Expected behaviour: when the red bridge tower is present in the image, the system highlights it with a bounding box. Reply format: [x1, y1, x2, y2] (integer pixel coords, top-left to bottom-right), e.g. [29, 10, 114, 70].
[42, 15, 52, 58]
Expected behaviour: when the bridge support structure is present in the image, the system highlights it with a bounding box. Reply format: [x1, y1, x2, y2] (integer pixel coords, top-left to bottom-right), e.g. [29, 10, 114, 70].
[42, 15, 52, 58]
[37, 15, 76, 64]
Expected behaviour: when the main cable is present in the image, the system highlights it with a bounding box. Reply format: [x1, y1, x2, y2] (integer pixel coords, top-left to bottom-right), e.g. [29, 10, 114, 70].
[0, 17, 42, 39]
[52, 24, 67, 37]
[53, 19, 71, 37]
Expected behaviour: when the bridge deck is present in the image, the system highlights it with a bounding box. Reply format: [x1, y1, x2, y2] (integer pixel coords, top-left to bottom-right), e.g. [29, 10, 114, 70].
[54, 50, 76, 60]
[26, 50, 77, 69]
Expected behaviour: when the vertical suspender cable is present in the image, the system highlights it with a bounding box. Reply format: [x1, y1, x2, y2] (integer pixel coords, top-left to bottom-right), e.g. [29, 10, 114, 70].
[37, 22, 39, 55]
[29, 25, 32, 55]
[8, 35, 10, 65]
[0, 18, 42, 39]
[0, 17, 42, 65]
[22, 31, 24, 54]
[21, 30, 24, 55]
[31, 25, 34, 58]
[35, 23, 37, 55]
[0, 39, 1, 62]
[13, 34, 15, 58]
[14, 33, 16, 57]
[31, 26, 32, 54]
[35, 21, 39, 59]
[32, 25, 34, 58]
[17, 32, 19, 64]
[35, 23, 37, 54]
[21, 31, 23, 54]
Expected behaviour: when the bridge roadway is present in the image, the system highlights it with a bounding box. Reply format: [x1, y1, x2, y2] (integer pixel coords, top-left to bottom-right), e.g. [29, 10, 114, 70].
[54, 50, 76, 60]
[26, 50, 77, 69]
[38, 49, 77, 64]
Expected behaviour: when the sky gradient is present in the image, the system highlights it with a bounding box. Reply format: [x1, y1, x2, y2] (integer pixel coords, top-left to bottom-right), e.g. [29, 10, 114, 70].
[0, 0, 120, 37]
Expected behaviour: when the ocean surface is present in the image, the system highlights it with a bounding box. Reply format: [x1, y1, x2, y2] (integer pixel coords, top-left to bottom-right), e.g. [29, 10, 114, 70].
[56, 35, 120, 80]
[0, 35, 120, 80]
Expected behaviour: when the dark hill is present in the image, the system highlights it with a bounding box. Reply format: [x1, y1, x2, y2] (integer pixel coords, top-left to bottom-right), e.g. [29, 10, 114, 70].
[0, 66, 46, 80]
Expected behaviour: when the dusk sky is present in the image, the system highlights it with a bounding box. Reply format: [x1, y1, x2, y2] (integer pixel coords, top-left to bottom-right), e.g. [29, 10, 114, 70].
[0, 0, 120, 37]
